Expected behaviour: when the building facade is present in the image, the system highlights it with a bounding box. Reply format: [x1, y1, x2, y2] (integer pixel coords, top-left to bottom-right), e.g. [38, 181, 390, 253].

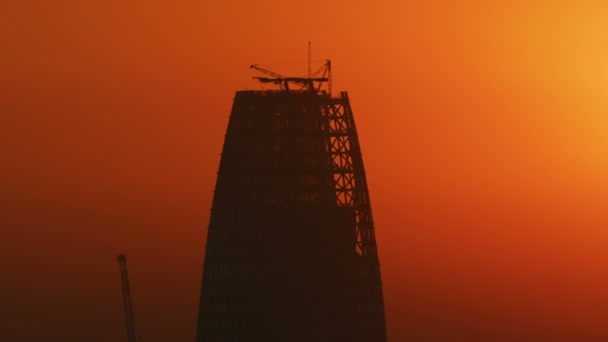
[196, 87, 387, 341]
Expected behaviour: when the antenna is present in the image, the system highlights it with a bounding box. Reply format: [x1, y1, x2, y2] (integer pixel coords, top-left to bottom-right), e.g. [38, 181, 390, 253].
[307, 41, 312, 79]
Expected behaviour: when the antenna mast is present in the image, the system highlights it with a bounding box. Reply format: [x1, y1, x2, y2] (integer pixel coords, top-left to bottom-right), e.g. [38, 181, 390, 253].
[308, 41, 312, 78]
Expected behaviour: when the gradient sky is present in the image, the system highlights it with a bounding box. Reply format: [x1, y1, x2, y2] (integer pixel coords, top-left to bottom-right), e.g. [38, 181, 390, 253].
[2, 1, 608, 341]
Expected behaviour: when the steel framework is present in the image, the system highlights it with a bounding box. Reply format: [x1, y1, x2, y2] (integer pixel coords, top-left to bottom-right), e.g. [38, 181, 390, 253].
[197, 82, 386, 341]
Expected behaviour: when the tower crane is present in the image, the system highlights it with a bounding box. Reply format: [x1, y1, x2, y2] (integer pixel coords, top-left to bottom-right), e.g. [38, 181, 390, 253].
[117, 254, 141, 342]
[250, 59, 331, 95]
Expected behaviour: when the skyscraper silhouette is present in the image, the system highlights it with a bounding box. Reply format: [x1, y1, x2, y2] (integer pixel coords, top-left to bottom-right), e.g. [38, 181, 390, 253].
[196, 62, 387, 341]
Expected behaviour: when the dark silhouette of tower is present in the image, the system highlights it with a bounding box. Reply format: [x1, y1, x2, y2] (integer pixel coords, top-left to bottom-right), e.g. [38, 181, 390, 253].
[196, 61, 387, 341]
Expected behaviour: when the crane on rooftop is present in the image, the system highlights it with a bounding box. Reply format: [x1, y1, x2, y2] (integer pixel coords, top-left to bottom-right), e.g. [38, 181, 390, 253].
[250, 45, 332, 95]
[250, 61, 331, 94]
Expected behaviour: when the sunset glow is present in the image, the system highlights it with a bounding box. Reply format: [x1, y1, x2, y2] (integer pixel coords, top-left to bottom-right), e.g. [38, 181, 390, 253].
[2, 1, 608, 341]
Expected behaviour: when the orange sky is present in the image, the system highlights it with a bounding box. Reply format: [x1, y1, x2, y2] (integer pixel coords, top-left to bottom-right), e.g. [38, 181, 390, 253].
[2, 1, 608, 341]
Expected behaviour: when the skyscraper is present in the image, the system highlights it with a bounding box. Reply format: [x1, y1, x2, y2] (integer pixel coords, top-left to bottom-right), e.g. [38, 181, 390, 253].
[196, 61, 387, 341]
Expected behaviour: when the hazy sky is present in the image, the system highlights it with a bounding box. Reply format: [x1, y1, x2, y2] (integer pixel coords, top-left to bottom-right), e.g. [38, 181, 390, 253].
[2, 1, 608, 341]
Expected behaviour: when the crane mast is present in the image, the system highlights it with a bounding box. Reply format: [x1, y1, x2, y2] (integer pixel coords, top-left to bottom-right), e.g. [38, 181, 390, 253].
[117, 254, 139, 342]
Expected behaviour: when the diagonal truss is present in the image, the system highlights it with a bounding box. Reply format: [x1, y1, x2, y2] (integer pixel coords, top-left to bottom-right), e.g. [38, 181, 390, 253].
[322, 92, 378, 258]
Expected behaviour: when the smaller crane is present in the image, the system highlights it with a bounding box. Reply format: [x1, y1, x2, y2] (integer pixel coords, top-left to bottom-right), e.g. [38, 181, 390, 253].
[117, 254, 141, 342]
